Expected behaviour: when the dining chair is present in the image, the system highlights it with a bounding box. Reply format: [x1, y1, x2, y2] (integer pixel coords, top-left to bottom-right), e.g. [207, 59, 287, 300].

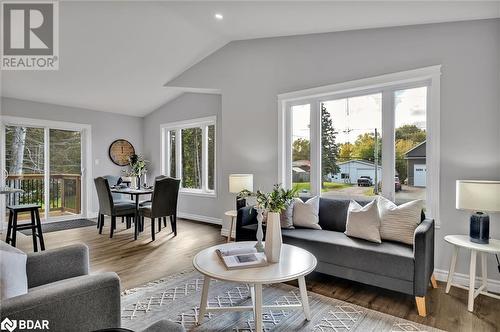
[94, 177, 136, 238]
[138, 177, 180, 241]
[103, 175, 134, 227]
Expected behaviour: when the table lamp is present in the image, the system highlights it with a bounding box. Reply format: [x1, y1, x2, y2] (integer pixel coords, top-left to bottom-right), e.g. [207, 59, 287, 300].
[229, 174, 253, 210]
[456, 180, 500, 244]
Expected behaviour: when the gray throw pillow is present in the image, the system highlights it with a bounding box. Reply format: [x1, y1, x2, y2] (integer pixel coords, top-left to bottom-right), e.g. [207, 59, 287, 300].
[292, 196, 321, 230]
[344, 200, 381, 243]
[0, 241, 28, 300]
[280, 202, 295, 229]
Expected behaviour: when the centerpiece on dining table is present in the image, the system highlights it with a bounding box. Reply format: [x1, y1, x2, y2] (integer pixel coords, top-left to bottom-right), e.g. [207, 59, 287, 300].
[238, 184, 297, 263]
[122, 154, 149, 189]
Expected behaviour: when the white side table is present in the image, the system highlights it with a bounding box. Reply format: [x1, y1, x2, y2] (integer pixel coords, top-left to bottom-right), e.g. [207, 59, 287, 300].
[193, 242, 317, 332]
[224, 210, 238, 243]
[444, 235, 500, 312]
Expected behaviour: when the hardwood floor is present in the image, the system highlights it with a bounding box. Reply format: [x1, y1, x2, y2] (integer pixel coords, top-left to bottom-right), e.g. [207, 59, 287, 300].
[12, 218, 500, 332]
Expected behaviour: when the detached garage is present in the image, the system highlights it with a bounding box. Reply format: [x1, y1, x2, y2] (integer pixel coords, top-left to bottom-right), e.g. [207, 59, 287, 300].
[405, 141, 426, 187]
[328, 160, 382, 185]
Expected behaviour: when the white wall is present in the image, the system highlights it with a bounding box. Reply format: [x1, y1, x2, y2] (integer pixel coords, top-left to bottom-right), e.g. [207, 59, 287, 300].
[166, 19, 500, 282]
[142, 93, 224, 223]
[1, 97, 144, 215]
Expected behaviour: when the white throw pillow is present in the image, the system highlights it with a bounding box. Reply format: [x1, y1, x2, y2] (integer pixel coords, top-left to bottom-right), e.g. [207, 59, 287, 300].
[344, 200, 381, 243]
[0, 241, 28, 300]
[292, 196, 321, 230]
[378, 196, 423, 245]
[280, 202, 295, 229]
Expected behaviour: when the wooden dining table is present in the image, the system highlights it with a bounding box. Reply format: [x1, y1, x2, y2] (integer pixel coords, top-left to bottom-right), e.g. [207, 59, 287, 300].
[110, 187, 153, 240]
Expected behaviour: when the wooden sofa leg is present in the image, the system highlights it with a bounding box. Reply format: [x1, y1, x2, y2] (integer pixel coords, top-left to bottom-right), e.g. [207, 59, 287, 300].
[430, 274, 438, 289]
[415, 296, 427, 317]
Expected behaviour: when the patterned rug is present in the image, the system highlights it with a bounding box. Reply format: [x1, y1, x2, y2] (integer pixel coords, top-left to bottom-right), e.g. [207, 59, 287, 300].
[121, 270, 441, 332]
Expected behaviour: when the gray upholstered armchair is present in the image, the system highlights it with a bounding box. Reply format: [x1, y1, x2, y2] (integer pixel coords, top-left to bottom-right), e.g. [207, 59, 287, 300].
[1, 244, 121, 332]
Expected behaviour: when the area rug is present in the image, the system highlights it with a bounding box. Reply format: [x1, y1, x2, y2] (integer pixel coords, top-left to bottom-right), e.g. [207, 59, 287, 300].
[19, 218, 97, 235]
[121, 270, 441, 332]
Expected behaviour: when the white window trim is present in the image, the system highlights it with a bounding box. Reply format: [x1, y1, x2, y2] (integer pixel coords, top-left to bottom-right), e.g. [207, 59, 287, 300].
[0, 115, 93, 224]
[160, 116, 217, 197]
[277, 65, 441, 226]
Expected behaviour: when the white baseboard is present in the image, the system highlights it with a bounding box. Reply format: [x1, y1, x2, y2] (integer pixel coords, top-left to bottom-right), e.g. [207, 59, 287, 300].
[434, 268, 500, 294]
[177, 212, 222, 226]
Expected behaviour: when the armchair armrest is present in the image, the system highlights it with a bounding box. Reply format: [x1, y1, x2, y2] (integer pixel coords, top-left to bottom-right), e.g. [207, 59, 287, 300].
[1, 272, 121, 332]
[413, 218, 435, 296]
[26, 244, 89, 288]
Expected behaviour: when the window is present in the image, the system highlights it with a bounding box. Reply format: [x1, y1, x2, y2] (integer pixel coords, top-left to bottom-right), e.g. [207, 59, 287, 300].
[278, 66, 440, 222]
[162, 116, 216, 196]
[321, 93, 382, 200]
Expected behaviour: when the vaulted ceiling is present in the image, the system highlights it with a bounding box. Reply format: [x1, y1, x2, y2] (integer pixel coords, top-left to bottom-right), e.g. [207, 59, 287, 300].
[2, 1, 499, 117]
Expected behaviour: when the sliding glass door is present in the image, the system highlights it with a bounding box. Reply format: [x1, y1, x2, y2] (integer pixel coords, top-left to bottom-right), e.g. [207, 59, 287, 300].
[49, 129, 82, 218]
[4, 125, 84, 222]
[5, 126, 46, 220]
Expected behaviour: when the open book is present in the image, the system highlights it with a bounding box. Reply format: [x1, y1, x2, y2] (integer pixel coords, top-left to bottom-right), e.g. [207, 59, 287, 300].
[216, 246, 268, 270]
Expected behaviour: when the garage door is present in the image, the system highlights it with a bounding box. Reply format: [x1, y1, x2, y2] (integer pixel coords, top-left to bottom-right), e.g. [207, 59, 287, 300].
[414, 164, 427, 187]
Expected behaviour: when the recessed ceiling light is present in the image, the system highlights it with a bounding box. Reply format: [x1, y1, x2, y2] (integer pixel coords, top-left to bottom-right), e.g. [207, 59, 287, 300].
[214, 13, 223, 20]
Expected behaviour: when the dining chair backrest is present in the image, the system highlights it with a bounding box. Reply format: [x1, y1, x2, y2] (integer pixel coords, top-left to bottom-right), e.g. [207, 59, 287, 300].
[94, 177, 114, 215]
[103, 175, 126, 201]
[150, 176, 180, 218]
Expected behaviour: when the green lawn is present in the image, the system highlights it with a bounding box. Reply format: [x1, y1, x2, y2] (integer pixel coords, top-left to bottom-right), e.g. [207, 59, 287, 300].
[293, 182, 352, 193]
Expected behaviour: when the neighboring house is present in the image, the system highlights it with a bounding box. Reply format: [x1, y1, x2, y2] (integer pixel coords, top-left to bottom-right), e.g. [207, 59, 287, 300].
[327, 160, 382, 185]
[405, 141, 426, 187]
[292, 160, 310, 182]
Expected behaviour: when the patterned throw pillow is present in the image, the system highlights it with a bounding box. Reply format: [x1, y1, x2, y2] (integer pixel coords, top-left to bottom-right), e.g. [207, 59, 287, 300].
[378, 196, 423, 245]
[344, 200, 381, 243]
[292, 196, 322, 230]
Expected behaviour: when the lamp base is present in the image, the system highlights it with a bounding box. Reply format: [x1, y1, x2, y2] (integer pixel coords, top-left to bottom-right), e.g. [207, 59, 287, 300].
[470, 212, 489, 244]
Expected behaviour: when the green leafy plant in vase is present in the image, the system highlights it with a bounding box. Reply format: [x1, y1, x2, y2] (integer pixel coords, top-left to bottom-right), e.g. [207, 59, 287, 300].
[239, 184, 297, 262]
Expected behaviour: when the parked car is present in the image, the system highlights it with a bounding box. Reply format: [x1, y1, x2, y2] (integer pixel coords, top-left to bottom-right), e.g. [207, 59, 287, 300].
[395, 176, 402, 192]
[357, 176, 373, 187]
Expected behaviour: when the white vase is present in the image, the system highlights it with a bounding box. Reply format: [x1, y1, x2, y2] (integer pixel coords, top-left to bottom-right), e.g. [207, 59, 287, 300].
[130, 177, 137, 189]
[264, 212, 282, 263]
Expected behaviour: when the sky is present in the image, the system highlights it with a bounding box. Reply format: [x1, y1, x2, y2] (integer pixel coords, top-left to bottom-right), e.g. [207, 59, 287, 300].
[292, 86, 427, 144]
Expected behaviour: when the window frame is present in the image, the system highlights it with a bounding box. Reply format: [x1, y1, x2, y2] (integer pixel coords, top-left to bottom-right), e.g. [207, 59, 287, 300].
[161, 116, 217, 197]
[278, 66, 441, 225]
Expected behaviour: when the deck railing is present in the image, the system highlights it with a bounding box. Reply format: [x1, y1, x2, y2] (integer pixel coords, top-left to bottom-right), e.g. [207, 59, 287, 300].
[6, 174, 81, 214]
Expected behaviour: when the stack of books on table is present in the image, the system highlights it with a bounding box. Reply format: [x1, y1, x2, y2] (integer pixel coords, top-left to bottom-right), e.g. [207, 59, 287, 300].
[216, 245, 268, 270]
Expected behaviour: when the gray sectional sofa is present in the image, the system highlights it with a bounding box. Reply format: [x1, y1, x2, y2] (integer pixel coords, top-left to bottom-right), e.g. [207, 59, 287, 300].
[235, 197, 436, 316]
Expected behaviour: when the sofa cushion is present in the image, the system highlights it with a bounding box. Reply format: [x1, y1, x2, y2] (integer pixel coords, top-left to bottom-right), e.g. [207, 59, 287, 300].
[0, 241, 28, 300]
[344, 200, 381, 243]
[281, 228, 414, 281]
[378, 196, 423, 245]
[293, 197, 321, 229]
[318, 197, 372, 232]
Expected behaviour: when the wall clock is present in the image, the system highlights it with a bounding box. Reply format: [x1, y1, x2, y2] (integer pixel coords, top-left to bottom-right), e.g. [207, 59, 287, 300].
[108, 139, 135, 166]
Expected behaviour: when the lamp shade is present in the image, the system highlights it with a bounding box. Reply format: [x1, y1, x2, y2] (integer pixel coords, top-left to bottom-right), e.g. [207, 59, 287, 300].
[456, 180, 500, 212]
[229, 174, 253, 193]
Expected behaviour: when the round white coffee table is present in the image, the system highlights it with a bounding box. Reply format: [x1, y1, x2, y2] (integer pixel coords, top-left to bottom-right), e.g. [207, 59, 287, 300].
[444, 235, 500, 312]
[193, 242, 317, 331]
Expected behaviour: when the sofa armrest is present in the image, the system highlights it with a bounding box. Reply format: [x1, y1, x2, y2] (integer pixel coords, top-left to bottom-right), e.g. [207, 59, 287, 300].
[1, 272, 121, 332]
[413, 218, 435, 296]
[26, 243, 89, 288]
